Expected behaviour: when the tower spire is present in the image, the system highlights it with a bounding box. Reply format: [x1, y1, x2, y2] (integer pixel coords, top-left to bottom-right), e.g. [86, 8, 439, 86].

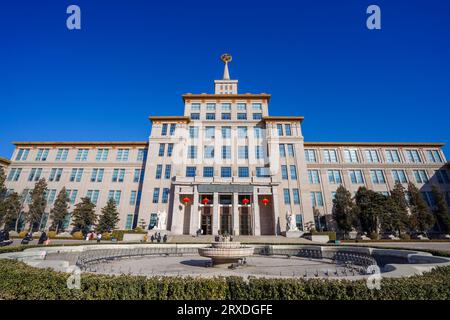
[221, 53, 232, 80]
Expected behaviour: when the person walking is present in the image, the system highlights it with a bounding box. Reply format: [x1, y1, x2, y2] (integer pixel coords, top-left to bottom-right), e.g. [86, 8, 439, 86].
[96, 232, 102, 243]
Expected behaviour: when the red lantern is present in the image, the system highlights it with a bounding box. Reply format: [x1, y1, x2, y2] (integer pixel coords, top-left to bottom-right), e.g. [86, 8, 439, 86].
[182, 197, 190, 204]
[202, 198, 210, 205]
[262, 198, 269, 206]
[242, 198, 250, 205]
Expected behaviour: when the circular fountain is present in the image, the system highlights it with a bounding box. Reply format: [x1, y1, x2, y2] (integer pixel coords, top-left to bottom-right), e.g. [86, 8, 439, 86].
[198, 236, 254, 267]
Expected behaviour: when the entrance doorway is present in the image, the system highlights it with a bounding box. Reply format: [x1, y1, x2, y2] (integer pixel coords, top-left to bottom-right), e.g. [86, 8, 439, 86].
[220, 206, 232, 235]
[239, 206, 252, 235]
[201, 206, 212, 235]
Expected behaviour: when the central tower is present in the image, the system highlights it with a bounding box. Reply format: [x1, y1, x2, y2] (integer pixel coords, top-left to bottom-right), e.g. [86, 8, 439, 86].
[214, 53, 238, 94]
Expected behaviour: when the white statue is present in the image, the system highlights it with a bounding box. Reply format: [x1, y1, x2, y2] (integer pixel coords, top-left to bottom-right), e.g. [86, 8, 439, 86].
[156, 211, 167, 230]
[286, 211, 298, 232]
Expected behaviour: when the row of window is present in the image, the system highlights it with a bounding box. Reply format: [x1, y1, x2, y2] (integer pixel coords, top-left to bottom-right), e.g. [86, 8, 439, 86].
[190, 112, 263, 121]
[7, 168, 144, 184]
[187, 145, 265, 160]
[305, 169, 449, 185]
[184, 166, 270, 178]
[189, 102, 263, 112]
[188, 126, 265, 139]
[304, 148, 444, 164]
[15, 148, 147, 162]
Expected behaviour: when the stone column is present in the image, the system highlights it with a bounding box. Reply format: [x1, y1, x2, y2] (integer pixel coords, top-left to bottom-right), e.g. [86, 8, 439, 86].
[189, 185, 199, 235]
[212, 192, 219, 235]
[272, 188, 280, 235]
[253, 190, 261, 236]
[233, 192, 239, 236]
[171, 187, 183, 235]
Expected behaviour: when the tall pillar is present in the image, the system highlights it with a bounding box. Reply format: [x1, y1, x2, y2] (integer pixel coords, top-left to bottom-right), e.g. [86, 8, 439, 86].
[233, 192, 239, 236]
[253, 190, 261, 236]
[171, 187, 183, 235]
[212, 192, 219, 235]
[189, 185, 199, 235]
[272, 188, 280, 236]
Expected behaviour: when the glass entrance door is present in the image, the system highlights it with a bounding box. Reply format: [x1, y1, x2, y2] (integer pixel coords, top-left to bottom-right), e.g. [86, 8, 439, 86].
[220, 206, 232, 235]
[239, 206, 252, 235]
[201, 206, 212, 235]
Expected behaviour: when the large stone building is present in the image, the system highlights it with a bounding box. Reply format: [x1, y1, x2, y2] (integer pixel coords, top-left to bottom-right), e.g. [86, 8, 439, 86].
[2, 56, 450, 235]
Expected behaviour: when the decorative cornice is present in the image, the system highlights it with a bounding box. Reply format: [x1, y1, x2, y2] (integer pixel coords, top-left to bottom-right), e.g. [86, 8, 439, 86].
[0, 157, 11, 166]
[304, 142, 445, 147]
[263, 116, 304, 122]
[182, 93, 271, 101]
[148, 116, 190, 123]
[12, 141, 148, 147]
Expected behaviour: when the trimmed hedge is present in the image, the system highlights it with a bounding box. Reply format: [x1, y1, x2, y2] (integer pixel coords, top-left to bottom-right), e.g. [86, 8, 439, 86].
[0, 259, 449, 300]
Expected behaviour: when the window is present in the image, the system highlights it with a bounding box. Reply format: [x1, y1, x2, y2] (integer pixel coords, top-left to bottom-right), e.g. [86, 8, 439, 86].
[137, 149, 147, 161]
[125, 214, 134, 230]
[161, 123, 168, 135]
[323, 149, 338, 163]
[255, 146, 264, 159]
[206, 113, 216, 120]
[343, 149, 359, 163]
[252, 103, 262, 111]
[149, 213, 158, 229]
[327, 170, 342, 184]
[162, 188, 170, 203]
[112, 169, 125, 182]
[237, 127, 248, 138]
[46, 189, 57, 204]
[304, 149, 316, 162]
[221, 167, 232, 178]
[204, 146, 214, 159]
[256, 167, 270, 177]
[365, 150, 380, 163]
[116, 149, 129, 161]
[191, 113, 200, 120]
[70, 168, 84, 182]
[281, 165, 288, 180]
[252, 113, 262, 120]
[35, 148, 50, 161]
[421, 192, 435, 207]
[7, 168, 22, 181]
[222, 146, 231, 159]
[290, 165, 298, 180]
[287, 144, 295, 157]
[152, 188, 160, 203]
[55, 148, 69, 161]
[186, 166, 196, 177]
[158, 144, 165, 157]
[221, 113, 231, 120]
[392, 170, 407, 183]
[385, 149, 401, 163]
[405, 150, 422, 163]
[370, 170, 386, 184]
[279, 144, 286, 158]
[237, 113, 247, 120]
[134, 169, 142, 183]
[435, 170, 450, 184]
[205, 126, 215, 139]
[189, 126, 199, 138]
[164, 165, 171, 179]
[277, 124, 283, 136]
[427, 150, 443, 163]
[206, 103, 216, 111]
[238, 146, 248, 159]
[293, 189, 300, 204]
[283, 189, 291, 204]
[221, 103, 231, 111]
[191, 103, 200, 111]
[15, 149, 30, 161]
[75, 149, 89, 161]
[296, 214, 304, 230]
[96, 149, 109, 161]
[349, 170, 364, 184]
[86, 190, 100, 205]
[165, 143, 174, 157]
[169, 124, 176, 136]
[28, 168, 42, 182]
[155, 165, 162, 179]
[129, 191, 137, 205]
[66, 189, 78, 204]
[221, 126, 231, 138]
[49, 168, 63, 182]
[311, 192, 324, 207]
[308, 170, 320, 184]
[203, 167, 214, 177]
[187, 146, 197, 159]
[413, 170, 429, 183]
[254, 126, 263, 139]
[238, 167, 249, 178]
[237, 103, 246, 111]
[285, 124, 292, 136]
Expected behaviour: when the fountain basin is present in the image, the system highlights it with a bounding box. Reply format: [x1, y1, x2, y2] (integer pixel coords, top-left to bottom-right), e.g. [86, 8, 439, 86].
[198, 242, 254, 267]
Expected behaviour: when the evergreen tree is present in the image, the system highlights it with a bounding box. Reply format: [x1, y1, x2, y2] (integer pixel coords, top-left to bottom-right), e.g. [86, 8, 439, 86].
[1, 192, 22, 231]
[332, 185, 357, 237]
[49, 187, 70, 233]
[0, 167, 7, 226]
[381, 183, 410, 236]
[431, 185, 450, 234]
[354, 187, 386, 235]
[71, 197, 96, 235]
[25, 178, 48, 231]
[96, 198, 120, 233]
[408, 182, 434, 235]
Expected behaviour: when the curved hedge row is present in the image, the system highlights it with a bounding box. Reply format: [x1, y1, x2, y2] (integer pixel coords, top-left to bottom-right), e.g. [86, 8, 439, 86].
[0, 259, 449, 300]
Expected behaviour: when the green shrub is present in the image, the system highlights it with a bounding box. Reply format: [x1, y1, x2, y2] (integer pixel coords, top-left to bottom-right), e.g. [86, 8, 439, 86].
[369, 232, 379, 240]
[47, 231, 57, 239]
[101, 232, 111, 241]
[72, 231, 84, 240]
[18, 231, 28, 238]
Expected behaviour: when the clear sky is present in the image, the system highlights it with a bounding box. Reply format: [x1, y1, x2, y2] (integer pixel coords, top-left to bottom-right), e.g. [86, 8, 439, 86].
[1, 0, 449, 158]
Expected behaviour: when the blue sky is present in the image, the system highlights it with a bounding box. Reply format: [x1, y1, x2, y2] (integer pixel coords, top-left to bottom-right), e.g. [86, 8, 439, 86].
[1, 0, 449, 158]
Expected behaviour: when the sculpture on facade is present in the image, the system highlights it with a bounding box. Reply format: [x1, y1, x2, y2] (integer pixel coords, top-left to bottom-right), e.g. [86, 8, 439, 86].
[156, 211, 167, 230]
[286, 211, 298, 232]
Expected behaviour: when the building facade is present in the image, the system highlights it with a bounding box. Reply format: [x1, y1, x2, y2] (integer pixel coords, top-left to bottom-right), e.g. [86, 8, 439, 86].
[2, 56, 450, 235]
